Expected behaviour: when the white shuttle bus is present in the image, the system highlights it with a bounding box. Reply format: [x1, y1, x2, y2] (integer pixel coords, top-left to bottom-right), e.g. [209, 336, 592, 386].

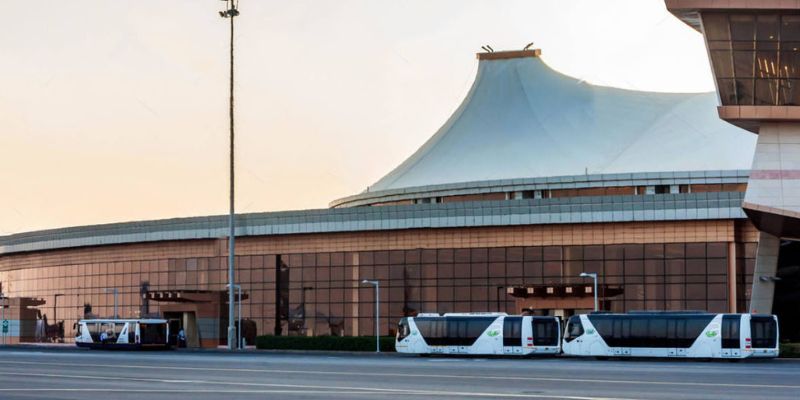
[75, 319, 171, 350]
[562, 312, 779, 359]
[395, 313, 561, 356]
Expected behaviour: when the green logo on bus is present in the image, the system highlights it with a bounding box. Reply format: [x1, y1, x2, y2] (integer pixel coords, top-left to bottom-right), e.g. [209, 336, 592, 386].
[586, 328, 595, 335]
[705, 331, 718, 338]
[487, 330, 500, 337]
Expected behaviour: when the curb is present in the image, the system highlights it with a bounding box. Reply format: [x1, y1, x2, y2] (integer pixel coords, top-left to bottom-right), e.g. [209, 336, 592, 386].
[0, 344, 404, 357]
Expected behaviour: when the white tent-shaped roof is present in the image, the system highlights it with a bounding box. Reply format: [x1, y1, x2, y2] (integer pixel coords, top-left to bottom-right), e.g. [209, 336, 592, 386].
[368, 50, 755, 193]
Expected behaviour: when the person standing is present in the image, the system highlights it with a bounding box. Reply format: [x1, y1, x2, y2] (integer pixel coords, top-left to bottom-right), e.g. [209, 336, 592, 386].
[177, 328, 186, 348]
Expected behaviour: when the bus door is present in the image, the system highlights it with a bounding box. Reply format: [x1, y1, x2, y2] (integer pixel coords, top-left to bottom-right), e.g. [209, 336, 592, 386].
[667, 318, 687, 357]
[167, 318, 182, 346]
[503, 317, 523, 354]
[721, 315, 741, 358]
[532, 317, 559, 350]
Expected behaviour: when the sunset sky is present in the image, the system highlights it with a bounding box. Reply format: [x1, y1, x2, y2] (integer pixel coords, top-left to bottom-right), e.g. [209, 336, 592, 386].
[0, 0, 715, 235]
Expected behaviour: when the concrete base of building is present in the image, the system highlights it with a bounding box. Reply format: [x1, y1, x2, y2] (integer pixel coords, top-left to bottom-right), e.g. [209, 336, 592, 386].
[743, 123, 800, 237]
[750, 231, 780, 314]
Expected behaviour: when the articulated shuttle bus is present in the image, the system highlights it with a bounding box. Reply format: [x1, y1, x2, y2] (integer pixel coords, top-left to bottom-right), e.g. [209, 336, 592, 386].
[562, 312, 779, 359]
[396, 313, 561, 356]
[76, 319, 171, 350]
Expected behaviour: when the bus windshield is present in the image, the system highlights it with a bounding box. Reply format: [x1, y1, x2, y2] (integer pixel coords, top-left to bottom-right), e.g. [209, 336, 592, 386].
[750, 316, 777, 348]
[564, 316, 583, 342]
[397, 318, 410, 341]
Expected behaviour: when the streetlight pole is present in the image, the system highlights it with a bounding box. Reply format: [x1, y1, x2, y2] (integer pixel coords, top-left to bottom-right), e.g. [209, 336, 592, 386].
[226, 284, 242, 349]
[579, 272, 598, 312]
[1, 292, 5, 345]
[301, 286, 314, 336]
[218, 0, 240, 352]
[496, 286, 504, 312]
[104, 288, 118, 318]
[361, 280, 380, 353]
[53, 294, 64, 323]
[53, 293, 64, 342]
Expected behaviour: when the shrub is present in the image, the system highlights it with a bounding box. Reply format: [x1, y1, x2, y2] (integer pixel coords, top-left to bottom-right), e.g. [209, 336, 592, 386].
[780, 343, 800, 358]
[255, 335, 395, 352]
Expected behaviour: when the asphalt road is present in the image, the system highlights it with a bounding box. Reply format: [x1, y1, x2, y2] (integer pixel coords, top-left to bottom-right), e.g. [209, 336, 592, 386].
[0, 348, 797, 400]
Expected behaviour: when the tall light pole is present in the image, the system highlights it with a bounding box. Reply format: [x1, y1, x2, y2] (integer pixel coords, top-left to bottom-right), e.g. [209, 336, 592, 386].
[579, 272, 598, 312]
[301, 286, 314, 336]
[104, 288, 118, 318]
[53, 293, 64, 323]
[53, 293, 64, 343]
[219, 0, 240, 351]
[361, 280, 380, 352]
[1, 292, 5, 345]
[226, 284, 242, 349]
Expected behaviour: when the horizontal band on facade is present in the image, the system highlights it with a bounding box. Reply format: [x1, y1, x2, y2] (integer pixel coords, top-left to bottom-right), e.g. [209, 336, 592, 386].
[331, 170, 750, 208]
[749, 170, 800, 180]
[0, 192, 747, 256]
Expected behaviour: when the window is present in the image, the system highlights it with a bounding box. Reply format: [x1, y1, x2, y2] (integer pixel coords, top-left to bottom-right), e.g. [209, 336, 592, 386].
[533, 318, 559, 346]
[139, 323, 167, 345]
[564, 316, 583, 342]
[722, 315, 741, 349]
[703, 13, 800, 106]
[750, 316, 777, 349]
[503, 317, 522, 346]
[99, 322, 118, 343]
[397, 318, 410, 341]
[589, 314, 714, 348]
[654, 185, 670, 194]
[86, 322, 101, 342]
[413, 317, 495, 346]
[414, 198, 440, 204]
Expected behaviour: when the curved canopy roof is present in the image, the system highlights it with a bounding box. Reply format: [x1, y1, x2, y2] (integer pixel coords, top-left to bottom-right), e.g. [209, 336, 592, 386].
[368, 51, 756, 193]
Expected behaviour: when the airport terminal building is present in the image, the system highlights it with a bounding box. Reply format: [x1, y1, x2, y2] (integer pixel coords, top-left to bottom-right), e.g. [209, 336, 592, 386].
[0, 48, 777, 347]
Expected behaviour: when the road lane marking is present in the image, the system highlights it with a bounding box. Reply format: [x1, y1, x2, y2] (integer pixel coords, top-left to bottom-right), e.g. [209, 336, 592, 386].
[5, 350, 796, 374]
[0, 360, 796, 390]
[0, 371, 629, 399]
[0, 389, 401, 395]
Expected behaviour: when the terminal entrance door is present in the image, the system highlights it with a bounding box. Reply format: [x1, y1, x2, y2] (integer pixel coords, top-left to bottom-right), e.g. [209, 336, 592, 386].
[774, 240, 800, 341]
[164, 311, 199, 348]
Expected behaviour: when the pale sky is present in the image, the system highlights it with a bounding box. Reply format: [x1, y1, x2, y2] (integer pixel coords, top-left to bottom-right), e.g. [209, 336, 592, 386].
[0, 0, 714, 235]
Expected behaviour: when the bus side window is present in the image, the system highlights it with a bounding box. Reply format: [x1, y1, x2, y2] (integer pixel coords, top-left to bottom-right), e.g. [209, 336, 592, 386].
[87, 323, 101, 342]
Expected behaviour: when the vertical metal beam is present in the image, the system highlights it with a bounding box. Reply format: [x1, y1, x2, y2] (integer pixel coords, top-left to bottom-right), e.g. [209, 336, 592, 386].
[727, 241, 738, 313]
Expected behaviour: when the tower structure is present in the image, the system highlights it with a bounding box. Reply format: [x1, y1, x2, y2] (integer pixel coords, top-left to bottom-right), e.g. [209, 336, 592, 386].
[667, 0, 800, 313]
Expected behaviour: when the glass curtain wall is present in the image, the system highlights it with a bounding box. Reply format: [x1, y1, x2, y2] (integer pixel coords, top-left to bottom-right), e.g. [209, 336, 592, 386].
[0, 241, 752, 341]
[704, 13, 800, 106]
